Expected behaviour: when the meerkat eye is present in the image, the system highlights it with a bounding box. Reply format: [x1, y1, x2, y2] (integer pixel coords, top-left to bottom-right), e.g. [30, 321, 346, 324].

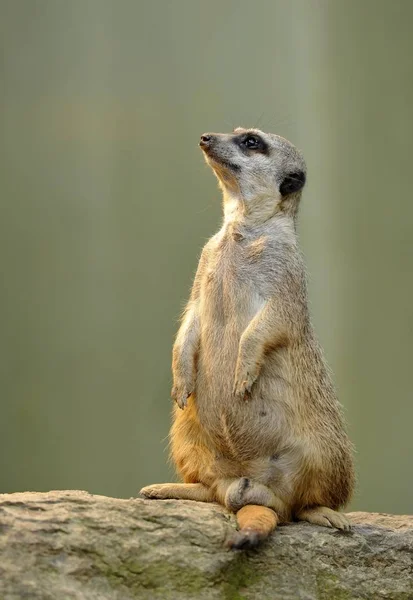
[243, 135, 260, 149]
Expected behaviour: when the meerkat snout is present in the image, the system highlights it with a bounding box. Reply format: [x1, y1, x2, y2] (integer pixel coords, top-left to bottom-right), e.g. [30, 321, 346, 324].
[199, 134, 213, 147]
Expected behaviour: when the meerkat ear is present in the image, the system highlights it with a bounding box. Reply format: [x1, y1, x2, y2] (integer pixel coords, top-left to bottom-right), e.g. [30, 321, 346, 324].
[279, 171, 306, 196]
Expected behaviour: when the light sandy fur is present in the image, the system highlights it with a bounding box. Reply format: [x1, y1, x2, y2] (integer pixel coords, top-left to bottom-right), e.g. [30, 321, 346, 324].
[141, 128, 355, 548]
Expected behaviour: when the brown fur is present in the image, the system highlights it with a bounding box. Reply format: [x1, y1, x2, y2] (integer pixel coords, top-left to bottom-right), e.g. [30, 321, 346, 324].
[141, 129, 355, 547]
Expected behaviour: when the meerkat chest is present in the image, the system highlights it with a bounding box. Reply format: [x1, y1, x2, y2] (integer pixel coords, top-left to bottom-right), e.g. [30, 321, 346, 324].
[200, 230, 277, 323]
[209, 231, 276, 289]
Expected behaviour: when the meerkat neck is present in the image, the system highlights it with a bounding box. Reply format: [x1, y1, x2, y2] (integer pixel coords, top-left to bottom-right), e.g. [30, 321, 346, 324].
[223, 190, 297, 234]
[223, 192, 245, 225]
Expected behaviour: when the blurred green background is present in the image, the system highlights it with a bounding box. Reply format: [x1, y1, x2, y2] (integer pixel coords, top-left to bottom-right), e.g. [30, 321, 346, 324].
[1, 0, 412, 514]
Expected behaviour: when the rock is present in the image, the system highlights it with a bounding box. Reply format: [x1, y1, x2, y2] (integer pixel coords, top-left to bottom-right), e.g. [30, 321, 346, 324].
[0, 490, 411, 599]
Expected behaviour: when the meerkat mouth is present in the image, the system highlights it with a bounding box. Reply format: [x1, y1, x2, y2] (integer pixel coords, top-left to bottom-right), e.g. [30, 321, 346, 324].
[205, 153, 240, 172]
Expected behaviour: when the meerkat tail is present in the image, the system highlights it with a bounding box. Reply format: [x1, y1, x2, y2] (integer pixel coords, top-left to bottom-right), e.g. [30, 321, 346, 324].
[226, 505, 278, 550]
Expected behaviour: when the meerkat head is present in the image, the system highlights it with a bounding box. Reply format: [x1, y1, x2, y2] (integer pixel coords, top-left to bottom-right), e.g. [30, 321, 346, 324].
[199, 128, 306, 220]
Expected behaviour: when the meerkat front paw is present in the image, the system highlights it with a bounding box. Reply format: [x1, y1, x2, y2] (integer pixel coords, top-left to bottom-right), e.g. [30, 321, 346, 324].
[171, 377, 194, 409]
[233, 363, 259, 399]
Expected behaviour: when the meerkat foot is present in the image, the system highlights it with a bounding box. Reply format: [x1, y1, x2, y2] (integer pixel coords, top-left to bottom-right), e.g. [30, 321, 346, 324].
[224, 477, 282, 513]
[140, 482, 213, 502]
[296, 506, 351, 531]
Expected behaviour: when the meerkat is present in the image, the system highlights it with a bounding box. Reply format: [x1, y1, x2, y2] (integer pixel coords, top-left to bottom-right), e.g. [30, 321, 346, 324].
[141, 128, 355, 549]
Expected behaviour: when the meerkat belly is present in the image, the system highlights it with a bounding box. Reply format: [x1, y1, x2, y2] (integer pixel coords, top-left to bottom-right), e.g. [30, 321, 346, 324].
[197, 349, 291, 456]
[195, 282, 292, 460]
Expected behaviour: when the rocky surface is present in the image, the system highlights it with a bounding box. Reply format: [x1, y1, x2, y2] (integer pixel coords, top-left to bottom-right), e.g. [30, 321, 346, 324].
[0, 490, 412, 599]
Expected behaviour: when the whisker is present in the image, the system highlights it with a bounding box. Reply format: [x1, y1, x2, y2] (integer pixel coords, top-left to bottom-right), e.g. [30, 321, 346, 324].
[223, 118, 236, 131]
[195, 201, 216, 215]
[254, 111, 265, 129]
[263, 112, 296, 132]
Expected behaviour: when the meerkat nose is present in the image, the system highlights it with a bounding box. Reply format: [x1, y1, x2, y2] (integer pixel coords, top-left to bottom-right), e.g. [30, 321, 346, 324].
[200, 134, 213, 147]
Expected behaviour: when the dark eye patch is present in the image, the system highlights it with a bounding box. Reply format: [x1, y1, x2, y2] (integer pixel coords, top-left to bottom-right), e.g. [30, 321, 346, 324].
[234, 133, 269, 155]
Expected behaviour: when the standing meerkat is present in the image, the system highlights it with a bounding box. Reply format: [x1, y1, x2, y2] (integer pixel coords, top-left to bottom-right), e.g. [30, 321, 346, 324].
[141, 128, 355, 549]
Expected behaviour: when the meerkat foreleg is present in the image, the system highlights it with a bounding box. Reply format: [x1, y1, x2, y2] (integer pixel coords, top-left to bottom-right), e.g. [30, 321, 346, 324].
[233, 299, 288, 399]
[171, 303, 200, 409]
[140, 482, 213, 502]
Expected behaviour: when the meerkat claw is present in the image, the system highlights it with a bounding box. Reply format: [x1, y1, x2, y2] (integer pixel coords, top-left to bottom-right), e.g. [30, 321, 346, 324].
[176, 393, 190, 410]
[177, 395, 188, 409]
[172, 387, 192, 409]
[233, 374, 255, 399]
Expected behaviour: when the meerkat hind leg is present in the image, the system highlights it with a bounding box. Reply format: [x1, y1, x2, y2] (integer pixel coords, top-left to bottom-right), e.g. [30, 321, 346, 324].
[296, 506, 350, 531]
[140, 482, 213, 502]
